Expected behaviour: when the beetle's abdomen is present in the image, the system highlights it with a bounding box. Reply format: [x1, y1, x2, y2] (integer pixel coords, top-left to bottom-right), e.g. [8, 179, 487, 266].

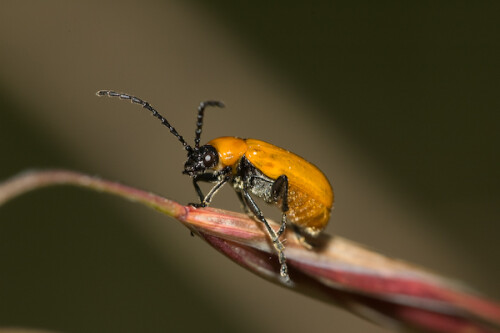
[286, 184, 331, 236]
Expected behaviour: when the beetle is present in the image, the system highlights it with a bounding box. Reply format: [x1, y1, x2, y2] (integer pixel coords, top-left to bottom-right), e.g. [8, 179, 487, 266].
[96, 90, 334, 282]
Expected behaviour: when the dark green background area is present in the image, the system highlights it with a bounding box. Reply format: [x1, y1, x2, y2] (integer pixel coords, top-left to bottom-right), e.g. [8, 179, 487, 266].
[0, 2, 498, 333]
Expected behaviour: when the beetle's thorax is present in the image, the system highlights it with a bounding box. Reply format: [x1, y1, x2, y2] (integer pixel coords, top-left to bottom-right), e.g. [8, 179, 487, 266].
[207, 137, 247, 170]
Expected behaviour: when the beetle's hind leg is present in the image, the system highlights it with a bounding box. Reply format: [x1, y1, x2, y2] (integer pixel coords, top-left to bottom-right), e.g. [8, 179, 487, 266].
[271, 175, 289, 238]
[241, 190, 290, 283]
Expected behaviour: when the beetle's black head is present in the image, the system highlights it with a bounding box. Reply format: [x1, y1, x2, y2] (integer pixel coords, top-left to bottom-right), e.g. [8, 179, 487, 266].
[183, 145, 219, 177]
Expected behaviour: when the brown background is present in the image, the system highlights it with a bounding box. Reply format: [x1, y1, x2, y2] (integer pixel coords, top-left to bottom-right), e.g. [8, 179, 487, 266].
[0, 1, 498, 332]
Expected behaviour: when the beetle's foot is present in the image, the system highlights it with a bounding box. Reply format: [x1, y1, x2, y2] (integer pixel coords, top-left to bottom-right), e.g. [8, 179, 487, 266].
[275, 245, 291, 283]
[280, 264, 291, 283]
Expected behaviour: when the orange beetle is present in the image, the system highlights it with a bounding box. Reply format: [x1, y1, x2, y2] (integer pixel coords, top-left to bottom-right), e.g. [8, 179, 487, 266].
[97, 90, 334, 283]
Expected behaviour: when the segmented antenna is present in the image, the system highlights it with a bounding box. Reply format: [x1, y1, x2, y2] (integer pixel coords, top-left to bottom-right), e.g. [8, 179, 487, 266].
[195, 100, 225, 148]
[96, 90, 192, 152]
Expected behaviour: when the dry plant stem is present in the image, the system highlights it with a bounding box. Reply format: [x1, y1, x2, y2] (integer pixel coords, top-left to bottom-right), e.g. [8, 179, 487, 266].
[1, 170, 500, 333]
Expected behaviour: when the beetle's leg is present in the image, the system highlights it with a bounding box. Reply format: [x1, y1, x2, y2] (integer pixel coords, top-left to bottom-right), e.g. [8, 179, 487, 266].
[191, 167, 231, 207]
[236, 191, 252, 216]
[242, 190, 290, 283]
[276, 215, 287, 237]
[271, 175, 289, 237]
[202, 174, 230, 206]
[192, 178, 205, 203]
[191, 173, 217, 207]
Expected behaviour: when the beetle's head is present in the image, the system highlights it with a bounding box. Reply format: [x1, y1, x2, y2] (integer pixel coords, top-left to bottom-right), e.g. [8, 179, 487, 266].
[183, 145, 218, 177]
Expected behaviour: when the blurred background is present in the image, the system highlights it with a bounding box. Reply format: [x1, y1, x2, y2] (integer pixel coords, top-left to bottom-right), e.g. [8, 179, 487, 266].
[0, 1, 498, 332]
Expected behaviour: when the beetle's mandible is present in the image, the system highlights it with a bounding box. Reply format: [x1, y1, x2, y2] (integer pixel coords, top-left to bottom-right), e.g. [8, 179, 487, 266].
[96, 90, 334, 283]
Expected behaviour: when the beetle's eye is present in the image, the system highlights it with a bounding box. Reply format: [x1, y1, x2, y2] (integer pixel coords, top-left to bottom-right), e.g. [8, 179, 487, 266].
[203, 150, 217, 167]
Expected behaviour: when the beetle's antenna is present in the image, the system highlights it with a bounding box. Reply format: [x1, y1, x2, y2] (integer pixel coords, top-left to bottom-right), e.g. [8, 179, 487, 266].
[194, 100, 225, 148]
[96, 90, 192, 152]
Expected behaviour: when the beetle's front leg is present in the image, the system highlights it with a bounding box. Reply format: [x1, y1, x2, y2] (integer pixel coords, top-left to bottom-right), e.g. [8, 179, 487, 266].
[192, 177, 206, 204]
[202, 174, 231, 206]
[191, 174, 216, 207]
[190, 167, 232, 207]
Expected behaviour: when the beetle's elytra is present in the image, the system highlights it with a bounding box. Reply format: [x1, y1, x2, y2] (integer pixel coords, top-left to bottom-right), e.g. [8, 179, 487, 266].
[97, 90, 334, 283]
